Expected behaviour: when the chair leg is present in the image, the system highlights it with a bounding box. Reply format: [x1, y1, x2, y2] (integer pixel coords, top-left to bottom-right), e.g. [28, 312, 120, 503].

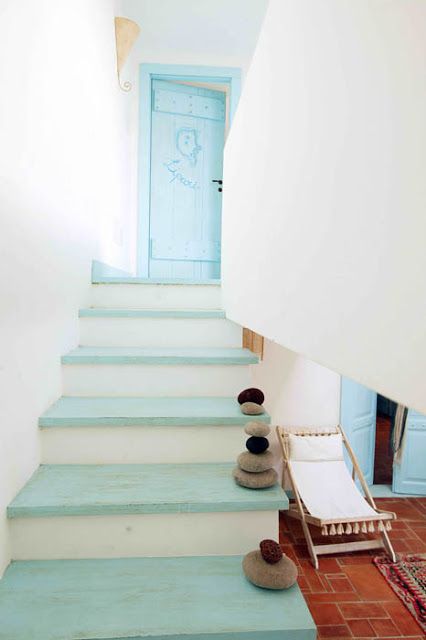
[381, 530, 397, 563]
[301, 519, 319, 569]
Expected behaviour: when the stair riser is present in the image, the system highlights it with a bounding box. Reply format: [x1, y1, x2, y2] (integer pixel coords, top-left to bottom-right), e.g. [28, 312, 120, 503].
[10, 511, 278, 559]
[79, 317, 241, 348]
[91, 284, 221, 309]
[62, 364, 252, 396]
[41, 425, 246, 464]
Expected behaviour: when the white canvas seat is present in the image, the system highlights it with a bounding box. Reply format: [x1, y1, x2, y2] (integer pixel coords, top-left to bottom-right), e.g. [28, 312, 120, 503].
[277, 426, 397, 569]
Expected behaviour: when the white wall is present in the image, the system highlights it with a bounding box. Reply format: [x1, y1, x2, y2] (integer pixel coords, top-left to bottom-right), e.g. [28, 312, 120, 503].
[252, 341, 341, 475]
[255, 342, 341, 430]
[117, 0, 269, 267]
[0, 0, 130, 576]
[223, 0, 426, 413]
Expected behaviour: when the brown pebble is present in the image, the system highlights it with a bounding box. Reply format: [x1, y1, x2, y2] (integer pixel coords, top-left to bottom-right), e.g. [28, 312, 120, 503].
[238, 388, 265, 405]
[260, 539, 283, 564]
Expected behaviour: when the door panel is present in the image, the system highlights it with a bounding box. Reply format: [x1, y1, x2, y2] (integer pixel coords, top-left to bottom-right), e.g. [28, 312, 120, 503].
[340, 377, 377, 485]
[393, 410, 426, 495]
[149, 80, 225, 280]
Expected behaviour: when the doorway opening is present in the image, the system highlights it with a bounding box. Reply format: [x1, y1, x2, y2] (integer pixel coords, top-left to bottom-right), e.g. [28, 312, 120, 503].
[341, 377, 426, 495]
[374, 394, 397, 485]
[137, 64, 241, 280]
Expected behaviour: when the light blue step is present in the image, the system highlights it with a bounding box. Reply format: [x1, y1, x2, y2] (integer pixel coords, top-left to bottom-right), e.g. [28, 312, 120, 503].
[93, 276, 221, 285]
[0, 556, 316, 640]
[61, 346, 258, 365]
[39, 396, 270, 427]
[8, 463, 288, 518]
[91, 259, 221, 286]
[79, 308, 226, 318]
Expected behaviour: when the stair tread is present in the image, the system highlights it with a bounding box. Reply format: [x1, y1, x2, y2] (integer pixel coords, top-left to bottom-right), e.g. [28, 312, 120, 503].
[79, 308, 226, 318]
[39, 396, 270, 427]
[62, 346, 258, 365]
[93, 276, 221, 284]
[0, 556, 315, 640]
[8, 463, 288, 517]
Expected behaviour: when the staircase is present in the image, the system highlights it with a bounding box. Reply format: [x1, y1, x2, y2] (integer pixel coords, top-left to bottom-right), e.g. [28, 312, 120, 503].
[1, 277, 316, 640]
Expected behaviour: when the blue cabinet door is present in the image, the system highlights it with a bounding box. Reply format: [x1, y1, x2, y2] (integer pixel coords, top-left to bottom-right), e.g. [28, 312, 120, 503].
[149, 80, 225, 280]
[393, 410, 426, 495]
[340, 377, 377, 485]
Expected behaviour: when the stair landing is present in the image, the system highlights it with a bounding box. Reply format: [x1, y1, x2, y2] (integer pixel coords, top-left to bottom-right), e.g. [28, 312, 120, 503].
[0, 556, 316, 640]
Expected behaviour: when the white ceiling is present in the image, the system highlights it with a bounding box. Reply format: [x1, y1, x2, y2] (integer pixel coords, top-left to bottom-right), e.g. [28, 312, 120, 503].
[118, 0, 269, 74]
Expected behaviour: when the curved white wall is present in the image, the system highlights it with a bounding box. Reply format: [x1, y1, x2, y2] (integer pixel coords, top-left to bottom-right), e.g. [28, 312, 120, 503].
[223, 0, 426, 413]
[0, 0, 130, 575]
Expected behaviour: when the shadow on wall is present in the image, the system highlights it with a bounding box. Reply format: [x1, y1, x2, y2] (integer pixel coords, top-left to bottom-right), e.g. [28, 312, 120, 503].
[251, 340, 341, 478]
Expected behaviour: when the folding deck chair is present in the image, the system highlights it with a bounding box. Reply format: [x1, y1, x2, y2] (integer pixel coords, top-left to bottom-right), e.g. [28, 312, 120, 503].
[276, 425, 397, 569]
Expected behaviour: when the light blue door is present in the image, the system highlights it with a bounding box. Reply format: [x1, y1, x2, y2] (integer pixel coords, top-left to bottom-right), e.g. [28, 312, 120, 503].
[393, 410, 426, 495]
[340, 377, 377, 485]
[149, 80, 225, 280]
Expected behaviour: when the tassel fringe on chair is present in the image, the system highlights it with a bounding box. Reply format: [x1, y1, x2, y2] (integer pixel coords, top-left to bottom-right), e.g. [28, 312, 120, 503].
[320, 519, 392, 536]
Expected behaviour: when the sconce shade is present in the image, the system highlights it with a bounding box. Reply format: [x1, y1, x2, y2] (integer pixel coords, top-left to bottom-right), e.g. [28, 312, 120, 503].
[115, 17, 140, 73]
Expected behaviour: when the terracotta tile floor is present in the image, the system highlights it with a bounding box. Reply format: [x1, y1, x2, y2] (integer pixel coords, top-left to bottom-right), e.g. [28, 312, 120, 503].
[280, 497, 426, 639]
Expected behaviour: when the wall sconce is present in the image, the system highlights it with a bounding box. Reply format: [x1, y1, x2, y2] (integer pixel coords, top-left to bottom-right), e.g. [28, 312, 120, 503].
[114, 17, 141, 92]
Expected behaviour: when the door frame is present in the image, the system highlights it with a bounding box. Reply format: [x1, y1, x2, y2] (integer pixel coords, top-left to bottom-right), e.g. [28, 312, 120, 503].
[137, 63, 242, 277]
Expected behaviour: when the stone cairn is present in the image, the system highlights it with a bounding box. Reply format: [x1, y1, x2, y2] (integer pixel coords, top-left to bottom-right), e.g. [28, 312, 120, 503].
[233, 387, 278, 489]
[243, 539, 298, 590]
[237, 387, 266, 417]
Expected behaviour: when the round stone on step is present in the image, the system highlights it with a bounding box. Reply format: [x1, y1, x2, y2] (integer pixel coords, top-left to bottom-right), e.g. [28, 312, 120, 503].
[238, 388, 265, 406]
[246, 436, 269, 454]
[242, 550, 298, 590]
[244, 421, 270, 437]
[233, 467, 277, 489]
[237, 450, 274, 473]
[241, 402, 265, 416]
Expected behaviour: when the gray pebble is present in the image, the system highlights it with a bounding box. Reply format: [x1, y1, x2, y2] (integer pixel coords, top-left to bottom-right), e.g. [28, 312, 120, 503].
[233, 467, 277, 488]
[240, 402, 265, 415]
[237, 450, 274, 472]
[244, 421, 271, 437]
[243, 550, 298, 589]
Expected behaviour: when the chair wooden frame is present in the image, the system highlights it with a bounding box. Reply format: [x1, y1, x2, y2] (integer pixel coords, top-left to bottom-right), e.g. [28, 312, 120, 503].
[276, 425, 397, 569]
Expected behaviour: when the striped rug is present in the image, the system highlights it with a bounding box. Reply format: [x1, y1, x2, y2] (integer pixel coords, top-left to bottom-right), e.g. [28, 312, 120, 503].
[374, 554, 426, 633]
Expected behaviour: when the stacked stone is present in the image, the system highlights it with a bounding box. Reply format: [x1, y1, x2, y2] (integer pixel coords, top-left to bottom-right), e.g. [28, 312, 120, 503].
[243, 539, 298, 590]
[233, 420, 278, 489]
[237, 387, 266, 416]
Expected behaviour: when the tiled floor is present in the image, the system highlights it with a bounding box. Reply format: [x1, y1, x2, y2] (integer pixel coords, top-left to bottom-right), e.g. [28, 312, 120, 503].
[280, 497, 426, 639]
[374, 416, 394, 485]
